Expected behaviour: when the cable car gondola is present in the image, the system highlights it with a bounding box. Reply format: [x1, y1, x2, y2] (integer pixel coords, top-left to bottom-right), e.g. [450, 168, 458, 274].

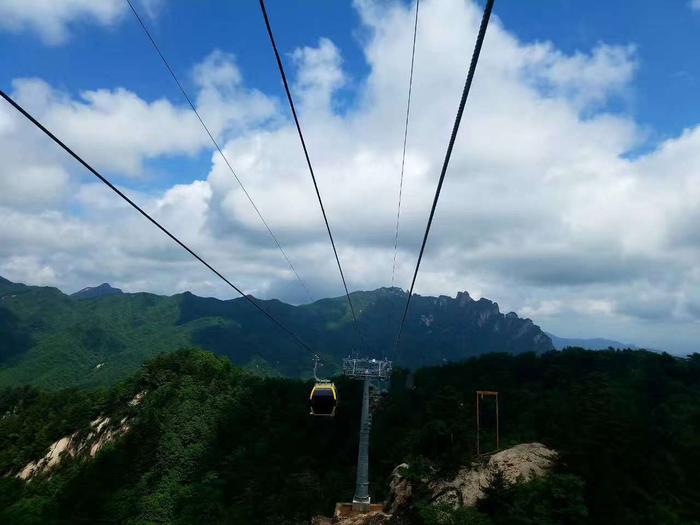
[309, 381, 338, 417]
[309, 355, 338, 417]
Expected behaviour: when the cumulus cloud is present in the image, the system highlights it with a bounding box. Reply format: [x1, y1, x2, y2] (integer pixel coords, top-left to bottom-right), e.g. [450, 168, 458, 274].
[0, 165, 70, 207]
[2, 0, 699, 353]
[5, 51, 277, 177]
[292, 38, 346, 112]
[691, 0, 700, 12]
[521, 43, 638, 110]
[10, 78, 207, 176]
[0, 0, 167, 44]
[194, 50, 279, 140]
[0, 0, 125, 45]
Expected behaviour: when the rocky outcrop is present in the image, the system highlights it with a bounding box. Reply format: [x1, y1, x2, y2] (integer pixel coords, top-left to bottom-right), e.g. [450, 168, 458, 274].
[16, 391, 146, 481]
[311, 512, 391, 525]
[313, 443, 557, 524]
[387, 463, 415, 514]
[432, 443, 557, 508]
[17, 436, 74, 480]
[387, 443, 557, 513]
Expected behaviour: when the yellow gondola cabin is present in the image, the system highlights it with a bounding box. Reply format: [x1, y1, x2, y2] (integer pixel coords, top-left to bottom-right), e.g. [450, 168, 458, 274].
[309, 381, 338, 417]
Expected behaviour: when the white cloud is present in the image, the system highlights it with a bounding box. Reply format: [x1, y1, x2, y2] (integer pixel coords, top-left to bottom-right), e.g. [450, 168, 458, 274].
[0, 0, 125, 45]
[0, 255, 59, 286]
[2, 0, 700, 354]
[521, 43, 638, 110]
[0, 165, 70, 207]
[194, 50, 278, 141]
[0, 0, 167, 44]
[5, 51, 277, 177]
[10, 78, 207, 176]
[138, 0, 164, 19]
[0, 94, 77, 209]
[292, 38, 346, 112]
[690, 0, 700, 12]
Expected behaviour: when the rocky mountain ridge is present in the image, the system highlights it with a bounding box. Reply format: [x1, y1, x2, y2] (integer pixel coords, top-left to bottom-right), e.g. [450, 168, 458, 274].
[0, 276, 552, 388]
[71, 283, 124, 300]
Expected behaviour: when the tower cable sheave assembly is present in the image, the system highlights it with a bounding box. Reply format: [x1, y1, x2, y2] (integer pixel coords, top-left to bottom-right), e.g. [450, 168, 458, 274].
[0, 90, 313, 355]
[395, 0, 495, 353]
[259, 0, 366, 352]
[125, 0, 313, 304]
[391, 0, 420, 288]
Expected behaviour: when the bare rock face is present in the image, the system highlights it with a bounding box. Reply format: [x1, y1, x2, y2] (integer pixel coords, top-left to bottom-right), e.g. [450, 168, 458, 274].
[311, 511, 391, 525]
[15, 391, 146, 481]
[387, 443, 557, 513]
[314, 444, 556, 524]
[432, 443, 557, 508]
[17, 436, 75, 480]
[387, 463, 414, 512]
[487, 442, 557, 483]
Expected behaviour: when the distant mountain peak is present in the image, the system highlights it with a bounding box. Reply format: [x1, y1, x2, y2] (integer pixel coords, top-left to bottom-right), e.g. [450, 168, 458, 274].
[2, 276, 554, 388]
[456, 291, 474, 304]
[545, 332, 638, 351]
[71, 283, 124, 300]
[381, 286, 406, 294]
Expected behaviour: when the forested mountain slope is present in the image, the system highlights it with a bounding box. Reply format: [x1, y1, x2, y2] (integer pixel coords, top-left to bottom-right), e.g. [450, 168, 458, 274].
[0, 276, 552, 388]
[0, 348, 698, 524]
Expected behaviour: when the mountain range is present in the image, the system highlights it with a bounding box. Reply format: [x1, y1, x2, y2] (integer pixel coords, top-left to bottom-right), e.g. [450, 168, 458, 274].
[546, 332, 638, 351]
[0, 276, 553, 388]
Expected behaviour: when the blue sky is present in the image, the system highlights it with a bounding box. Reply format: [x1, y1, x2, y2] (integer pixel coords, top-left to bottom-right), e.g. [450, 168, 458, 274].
[3, 1, 699, 149]
[1, 0, 700, 354]
[502, 0, 700, 141]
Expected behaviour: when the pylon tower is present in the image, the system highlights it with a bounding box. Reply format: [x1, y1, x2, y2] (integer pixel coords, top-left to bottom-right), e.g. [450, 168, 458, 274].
[342, 357, 392, 510]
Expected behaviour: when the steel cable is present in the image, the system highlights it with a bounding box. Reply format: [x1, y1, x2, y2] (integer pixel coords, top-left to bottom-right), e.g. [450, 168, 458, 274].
[394, 0, 495, 353]
[125, 0, 313, 304]
[0, 89, 314, 354]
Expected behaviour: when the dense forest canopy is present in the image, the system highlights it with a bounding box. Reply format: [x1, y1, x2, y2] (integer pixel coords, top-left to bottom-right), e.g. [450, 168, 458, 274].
[1, 348, 698, 524]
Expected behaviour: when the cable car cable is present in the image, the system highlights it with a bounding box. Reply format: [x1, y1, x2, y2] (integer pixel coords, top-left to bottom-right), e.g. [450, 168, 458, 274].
[124, 0, 313, 304]
[394, 0, 495, 353]
[259, 0, 367, 352]
[391, 0, 420, 288]
[0, 89, 314, 354]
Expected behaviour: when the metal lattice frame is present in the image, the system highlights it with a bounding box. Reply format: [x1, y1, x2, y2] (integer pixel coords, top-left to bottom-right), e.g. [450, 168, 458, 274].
[342, 357, 392, 380]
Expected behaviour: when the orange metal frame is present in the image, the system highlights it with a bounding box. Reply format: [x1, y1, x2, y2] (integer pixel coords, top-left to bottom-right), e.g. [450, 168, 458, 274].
[476, 390, 499, 455]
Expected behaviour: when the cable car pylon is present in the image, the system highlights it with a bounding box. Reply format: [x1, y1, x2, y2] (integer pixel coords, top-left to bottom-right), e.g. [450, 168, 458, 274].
[341, 356, 392, 512]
